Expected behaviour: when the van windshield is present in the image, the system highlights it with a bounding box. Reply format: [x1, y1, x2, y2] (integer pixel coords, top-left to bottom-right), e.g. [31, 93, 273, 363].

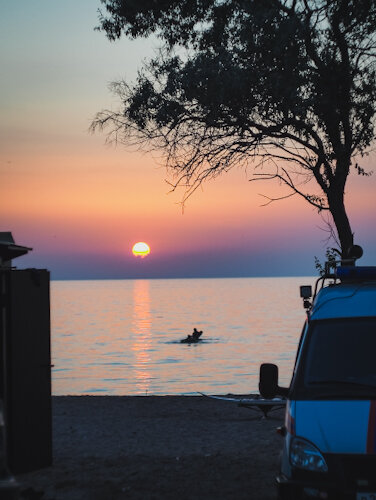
[304, 318, 376, 392]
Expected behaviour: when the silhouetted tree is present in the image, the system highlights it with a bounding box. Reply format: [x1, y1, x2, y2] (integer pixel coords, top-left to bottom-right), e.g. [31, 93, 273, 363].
[92, 0, 376, 258]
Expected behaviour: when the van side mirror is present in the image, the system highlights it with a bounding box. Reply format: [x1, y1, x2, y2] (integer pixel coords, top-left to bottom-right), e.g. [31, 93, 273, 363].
[259, 363, 289, 398]
[259, 363, 279, 398]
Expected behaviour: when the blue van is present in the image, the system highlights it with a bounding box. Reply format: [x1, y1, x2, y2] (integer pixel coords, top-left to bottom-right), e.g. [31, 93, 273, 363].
[259, 264, 376, 500]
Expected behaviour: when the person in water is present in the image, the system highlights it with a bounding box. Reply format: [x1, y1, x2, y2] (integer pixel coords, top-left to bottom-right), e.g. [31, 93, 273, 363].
[192, 328, 202, 340]
[181, 328, 203, 343]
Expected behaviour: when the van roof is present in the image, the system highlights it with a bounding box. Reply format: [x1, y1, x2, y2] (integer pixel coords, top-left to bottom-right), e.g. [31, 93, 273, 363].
[310, 282, 376, 320]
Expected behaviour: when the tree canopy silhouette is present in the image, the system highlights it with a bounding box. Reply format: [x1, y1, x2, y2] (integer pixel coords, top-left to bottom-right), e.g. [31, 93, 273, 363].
[92, 0, 376, 258]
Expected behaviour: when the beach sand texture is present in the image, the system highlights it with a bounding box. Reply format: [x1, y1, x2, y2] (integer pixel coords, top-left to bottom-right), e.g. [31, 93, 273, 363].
[18, 396, 284, 499]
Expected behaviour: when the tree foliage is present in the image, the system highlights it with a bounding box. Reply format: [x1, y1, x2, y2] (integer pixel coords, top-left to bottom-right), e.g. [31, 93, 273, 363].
[92, 0, 376, 257]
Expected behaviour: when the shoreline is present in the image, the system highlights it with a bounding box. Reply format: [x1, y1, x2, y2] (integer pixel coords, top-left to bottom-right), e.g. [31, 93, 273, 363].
[18, 395, 284, 499]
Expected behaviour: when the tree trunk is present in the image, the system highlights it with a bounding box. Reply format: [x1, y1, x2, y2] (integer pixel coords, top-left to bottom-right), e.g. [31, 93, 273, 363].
[327, 190, 354, 260]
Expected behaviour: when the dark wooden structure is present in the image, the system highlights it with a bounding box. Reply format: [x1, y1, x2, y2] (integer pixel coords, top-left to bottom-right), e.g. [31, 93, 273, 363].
[0, 233, 52, 474]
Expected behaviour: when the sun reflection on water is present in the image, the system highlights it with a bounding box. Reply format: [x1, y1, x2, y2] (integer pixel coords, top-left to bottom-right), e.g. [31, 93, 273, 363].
[131, 280, 152, 394]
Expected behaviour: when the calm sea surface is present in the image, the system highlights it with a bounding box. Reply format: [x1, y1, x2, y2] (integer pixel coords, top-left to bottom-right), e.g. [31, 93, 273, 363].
[51, 277, 314, 396]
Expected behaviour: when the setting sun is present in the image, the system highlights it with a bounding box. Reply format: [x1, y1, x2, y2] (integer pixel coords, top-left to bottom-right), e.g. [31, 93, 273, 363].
[132, 242, 151, 258]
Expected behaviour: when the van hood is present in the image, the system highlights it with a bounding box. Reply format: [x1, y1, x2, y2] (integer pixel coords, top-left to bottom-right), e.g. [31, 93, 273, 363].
[294, 400, 376, 454]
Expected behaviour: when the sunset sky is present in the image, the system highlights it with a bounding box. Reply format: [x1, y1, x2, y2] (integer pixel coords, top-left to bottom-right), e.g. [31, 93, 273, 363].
[1, 1, 376, 279]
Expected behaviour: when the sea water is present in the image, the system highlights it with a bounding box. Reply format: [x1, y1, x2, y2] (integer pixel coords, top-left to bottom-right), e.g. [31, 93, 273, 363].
[51, 276, 314, 395]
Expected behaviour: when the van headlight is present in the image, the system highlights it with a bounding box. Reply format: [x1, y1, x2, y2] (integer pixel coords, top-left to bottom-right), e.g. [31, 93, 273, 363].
[290, 437, 328, 473]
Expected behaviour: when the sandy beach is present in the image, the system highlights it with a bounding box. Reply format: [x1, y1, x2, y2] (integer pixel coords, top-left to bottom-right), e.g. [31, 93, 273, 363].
[17, 395, 285, 500]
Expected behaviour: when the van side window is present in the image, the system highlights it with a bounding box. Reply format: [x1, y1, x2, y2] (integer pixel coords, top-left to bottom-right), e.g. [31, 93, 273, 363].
[304, 318, 376, 389]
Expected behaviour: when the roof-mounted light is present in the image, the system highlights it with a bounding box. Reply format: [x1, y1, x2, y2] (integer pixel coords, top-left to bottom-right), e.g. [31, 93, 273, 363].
[345, 244, 364, 261]
[300, 285, 313, 309]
